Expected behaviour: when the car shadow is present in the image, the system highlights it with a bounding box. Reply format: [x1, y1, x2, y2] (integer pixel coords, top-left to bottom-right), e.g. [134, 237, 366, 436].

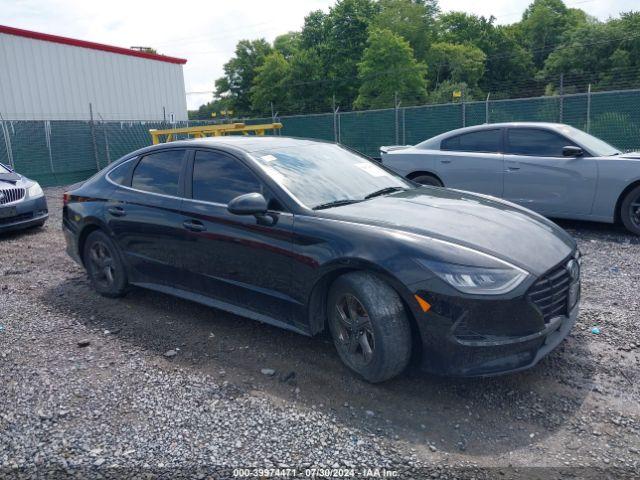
[42, 273, 595, 457]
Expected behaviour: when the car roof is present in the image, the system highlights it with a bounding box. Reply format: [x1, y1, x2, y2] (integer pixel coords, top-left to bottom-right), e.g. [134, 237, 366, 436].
[415, 122, 574, 149]
[145, 136, 329, 154]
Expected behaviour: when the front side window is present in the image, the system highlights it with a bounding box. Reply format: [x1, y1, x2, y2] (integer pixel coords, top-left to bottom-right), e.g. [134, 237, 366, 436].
[506, 129, 576, 157]
[131, 150, 185, 196]
[192, 150, 262, 204]
[441, 129, 501, 153]
[251, 143, 413, 209]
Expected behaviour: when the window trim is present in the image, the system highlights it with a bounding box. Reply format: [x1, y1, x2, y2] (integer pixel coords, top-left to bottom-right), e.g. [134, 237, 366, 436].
[504, 127, 588, 158]
[440, 128, 504, 154]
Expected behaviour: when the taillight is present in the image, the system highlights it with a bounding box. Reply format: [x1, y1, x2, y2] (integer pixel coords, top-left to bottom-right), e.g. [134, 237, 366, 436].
[63, 192, 70, 205]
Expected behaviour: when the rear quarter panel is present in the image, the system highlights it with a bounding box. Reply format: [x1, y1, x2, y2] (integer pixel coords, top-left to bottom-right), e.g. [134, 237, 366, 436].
[382, 149, 439, 178]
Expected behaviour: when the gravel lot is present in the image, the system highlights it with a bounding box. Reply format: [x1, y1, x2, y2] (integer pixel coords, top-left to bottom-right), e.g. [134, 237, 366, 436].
[1, 187, 639, 479]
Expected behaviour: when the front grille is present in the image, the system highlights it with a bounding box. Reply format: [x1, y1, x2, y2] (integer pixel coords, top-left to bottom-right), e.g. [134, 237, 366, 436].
[0, 187, 26, 205]
[528, 262, 571, 322]
[0, 211, 32, 225]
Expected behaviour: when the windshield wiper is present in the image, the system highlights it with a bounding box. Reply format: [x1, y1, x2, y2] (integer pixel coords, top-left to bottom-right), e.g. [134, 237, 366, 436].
[312, 199, 361, 210]
[364, 186, 407, 200]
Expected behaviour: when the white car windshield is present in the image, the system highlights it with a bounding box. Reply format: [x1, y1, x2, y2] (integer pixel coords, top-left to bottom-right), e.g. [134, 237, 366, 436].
[559, 125, 621, 157]
[251, 143, 413, 209]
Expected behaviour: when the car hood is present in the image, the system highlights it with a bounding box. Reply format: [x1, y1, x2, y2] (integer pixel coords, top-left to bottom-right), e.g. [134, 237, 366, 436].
[319, 188, 575, 275]
[617, 152, 640, 160]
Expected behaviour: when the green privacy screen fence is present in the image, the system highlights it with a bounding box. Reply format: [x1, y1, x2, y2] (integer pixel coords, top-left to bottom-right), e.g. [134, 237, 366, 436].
[2, 88, 640, 186]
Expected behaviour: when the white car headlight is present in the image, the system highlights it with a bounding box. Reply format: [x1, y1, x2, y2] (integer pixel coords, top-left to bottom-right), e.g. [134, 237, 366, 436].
[418, 257, 530, 295]
[28, 182, 43, 198]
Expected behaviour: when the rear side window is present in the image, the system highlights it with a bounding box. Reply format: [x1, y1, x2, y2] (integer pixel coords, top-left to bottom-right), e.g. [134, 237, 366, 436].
[107, 160, 134, 186]
[441, 129, 501, 153]
[131, 150, 185, 196]
[506, 129, 575, 157]
[192, 150, 261, 204]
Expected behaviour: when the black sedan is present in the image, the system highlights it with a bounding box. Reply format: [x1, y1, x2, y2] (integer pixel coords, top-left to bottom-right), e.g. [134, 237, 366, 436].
[0, 162, 48, 233]
[63, 137, 580, 382]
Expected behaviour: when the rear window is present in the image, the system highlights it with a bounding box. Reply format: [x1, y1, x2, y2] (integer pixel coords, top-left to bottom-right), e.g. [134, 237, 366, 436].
[131, 150, 185, 196]
[441, 129, 502, 153]
[107, 160, 134, 186]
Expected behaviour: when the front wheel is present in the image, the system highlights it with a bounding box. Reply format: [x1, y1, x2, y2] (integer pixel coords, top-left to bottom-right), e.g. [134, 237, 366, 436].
[327, 272, 412, 383]
[412, 174, 443, 187]
[83, 230, 128, 297]
[620, 185, 640, 235]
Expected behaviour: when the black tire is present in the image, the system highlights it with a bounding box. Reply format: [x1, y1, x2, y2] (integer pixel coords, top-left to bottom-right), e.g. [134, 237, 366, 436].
[620, 185, 640, 235]
[327, 272, 412, 383]
[412, 174, 443, 187]
[83, 230, 128, 297]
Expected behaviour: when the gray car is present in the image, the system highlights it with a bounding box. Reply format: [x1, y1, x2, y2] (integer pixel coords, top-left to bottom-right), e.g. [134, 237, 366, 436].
[0, 163, 48, 233]
[380, 122, 640, 235]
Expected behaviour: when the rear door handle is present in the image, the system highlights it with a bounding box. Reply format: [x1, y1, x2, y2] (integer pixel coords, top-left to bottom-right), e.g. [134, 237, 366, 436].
[440, 159, 452, 164]
[107, 206, 126, 217]
[506, 162, 521, 171]
[183, 219, 206, 232]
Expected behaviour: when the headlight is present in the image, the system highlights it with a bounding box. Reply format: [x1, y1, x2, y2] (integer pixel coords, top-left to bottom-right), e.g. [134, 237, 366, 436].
[417, 258, 530, 295]
[28, 182, 43, 198]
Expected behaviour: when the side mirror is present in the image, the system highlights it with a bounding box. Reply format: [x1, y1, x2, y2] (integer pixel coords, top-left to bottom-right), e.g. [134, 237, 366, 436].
[227, 192, 268, 216]
[562, 146, 583, 157]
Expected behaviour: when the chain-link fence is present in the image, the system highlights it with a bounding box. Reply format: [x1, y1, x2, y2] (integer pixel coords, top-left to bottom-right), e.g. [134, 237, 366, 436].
[2, 88, 640, 186]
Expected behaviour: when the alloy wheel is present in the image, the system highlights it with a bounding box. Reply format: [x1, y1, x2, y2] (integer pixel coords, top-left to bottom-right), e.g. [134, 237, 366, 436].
[630, 196, 640, 229]
[88, 241, 115, 288]
[333, 294, 376, 366]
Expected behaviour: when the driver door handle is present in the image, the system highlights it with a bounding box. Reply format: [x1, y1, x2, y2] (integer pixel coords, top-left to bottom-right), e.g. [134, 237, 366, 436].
[107, 206, 126, 217]
[183, 219, 206, 232]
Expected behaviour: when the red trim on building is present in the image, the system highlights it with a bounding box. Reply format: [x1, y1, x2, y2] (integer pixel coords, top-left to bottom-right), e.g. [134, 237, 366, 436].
[0, 24, 187, 64]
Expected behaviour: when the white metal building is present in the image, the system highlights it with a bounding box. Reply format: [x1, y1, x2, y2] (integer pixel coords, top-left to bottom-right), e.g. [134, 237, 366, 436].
[0, 25, 188, 121]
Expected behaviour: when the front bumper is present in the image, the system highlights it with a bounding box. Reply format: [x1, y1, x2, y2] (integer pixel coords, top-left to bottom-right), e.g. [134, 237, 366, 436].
[0, 195, 48, 233]
[413, 279, 579, 377]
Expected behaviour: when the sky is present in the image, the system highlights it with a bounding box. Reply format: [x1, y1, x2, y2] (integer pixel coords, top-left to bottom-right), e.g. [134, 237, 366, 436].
[0, 0, 637, 109]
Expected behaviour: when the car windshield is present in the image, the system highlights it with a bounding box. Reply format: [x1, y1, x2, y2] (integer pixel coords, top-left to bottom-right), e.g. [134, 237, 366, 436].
[251, 143, 414, 209]
[558, 125, 621, 156]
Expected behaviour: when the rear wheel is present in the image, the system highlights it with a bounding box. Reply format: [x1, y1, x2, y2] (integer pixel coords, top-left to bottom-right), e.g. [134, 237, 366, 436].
[83, 230, 128, 297]
[620, 185, 640, 235]
[411, 174, 443, 187]
[327, 272, 412, 383]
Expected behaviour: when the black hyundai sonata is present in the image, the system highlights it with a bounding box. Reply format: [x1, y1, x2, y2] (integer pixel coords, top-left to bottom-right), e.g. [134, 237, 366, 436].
[63, 137, 580, 382]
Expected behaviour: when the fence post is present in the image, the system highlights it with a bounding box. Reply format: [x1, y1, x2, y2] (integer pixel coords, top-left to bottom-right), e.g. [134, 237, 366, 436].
[333, 94, 340, 143]
[559, 73, 564, 123]
[401, 107, 406, 145]
[461, 87, 466, 128]
[98, 113, 111, 163]
[44, 121, 54, 174]
[89, 103, 100, 171]
[0, 112, 14, 169]
[394, 91, 400, 145]
[485, 93, 491, 124]
[586, 84, 592, 133]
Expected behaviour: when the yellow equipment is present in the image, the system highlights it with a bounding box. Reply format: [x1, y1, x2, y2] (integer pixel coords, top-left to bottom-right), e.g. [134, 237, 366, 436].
[149, 122, 283, 145]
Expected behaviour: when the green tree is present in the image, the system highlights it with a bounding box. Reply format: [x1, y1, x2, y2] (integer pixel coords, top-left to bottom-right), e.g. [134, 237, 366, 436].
[214, 39, 272, 114]
[371, 0, 439, 61]
[273, 32, 302, 59]
[517, 0, 588, 69]
[250, 52, 293, 114]
[354, 28, 427, 109]
[427, 42, 486, 87]
[288, 48, 333, 112]
[438, 12, 534, 96]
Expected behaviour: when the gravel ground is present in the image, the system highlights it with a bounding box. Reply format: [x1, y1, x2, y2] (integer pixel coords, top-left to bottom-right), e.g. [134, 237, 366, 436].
[0, 187, 639, 479]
